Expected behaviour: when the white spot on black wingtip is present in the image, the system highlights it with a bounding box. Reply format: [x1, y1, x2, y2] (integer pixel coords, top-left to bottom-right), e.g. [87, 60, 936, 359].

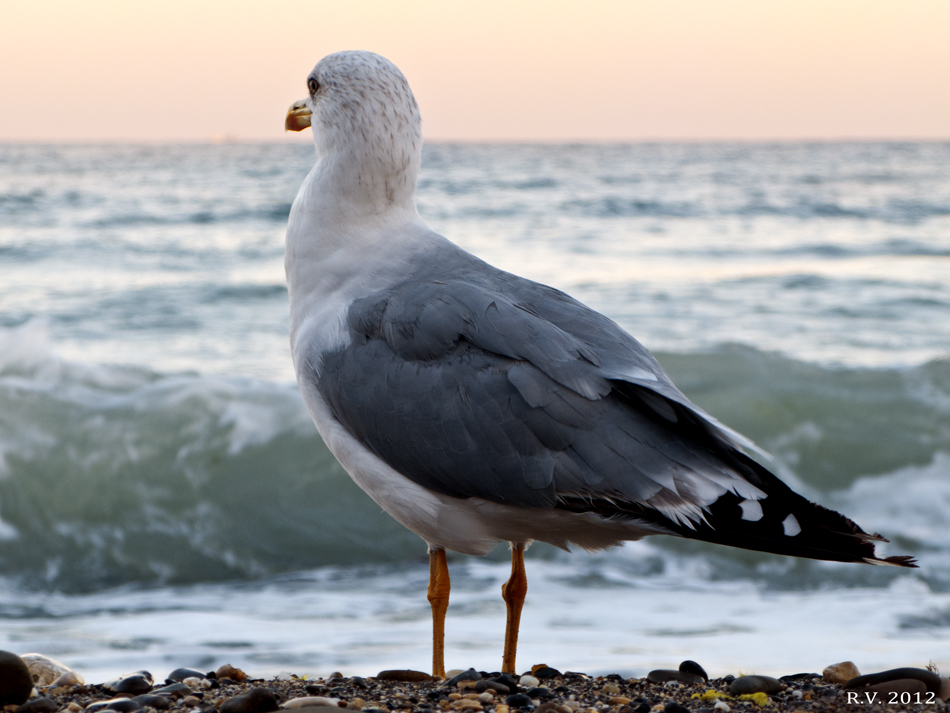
[782, 513, 801, 536]
[739, 499, 764, 521]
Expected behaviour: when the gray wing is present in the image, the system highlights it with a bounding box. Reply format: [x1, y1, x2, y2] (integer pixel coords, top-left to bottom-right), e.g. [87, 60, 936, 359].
[314, 244, 765, 520]
[312, 243, 918, 568]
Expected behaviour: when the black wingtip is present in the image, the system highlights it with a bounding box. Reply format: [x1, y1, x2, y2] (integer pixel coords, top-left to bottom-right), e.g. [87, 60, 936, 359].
[865, 554, 919, 568]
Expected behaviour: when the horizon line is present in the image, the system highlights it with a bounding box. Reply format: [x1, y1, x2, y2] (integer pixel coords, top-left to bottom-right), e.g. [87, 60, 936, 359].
[2, 136, 949, 146]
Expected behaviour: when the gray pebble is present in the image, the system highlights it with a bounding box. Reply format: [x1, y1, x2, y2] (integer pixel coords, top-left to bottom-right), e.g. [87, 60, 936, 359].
[728, 675, 783, 696]
[646, 670, 704, 686]
[505, 693, 533, 708]
[152, 683, 193, 698]
[0, 651, 33, 706]
[861, 679, 928, 697]
[132, 694, 173, 710]
[491, 675, 521, 692]
[526, 687, 553, 699]
[474, 680, 510, 694]
[87, 698, 143, 713]
[375, 670, 433, 682]
[14, 697, 59, 713]
[102, 671, 154, 695]
[167, 669, 207, 682]
[445, 669, 481, 687]
[678, 661, 708, 682]
[843, 667, 942, 694]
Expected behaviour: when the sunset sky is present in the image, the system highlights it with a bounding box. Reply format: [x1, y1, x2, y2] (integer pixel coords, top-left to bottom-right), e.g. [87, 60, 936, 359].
[3, 0, 948, 142]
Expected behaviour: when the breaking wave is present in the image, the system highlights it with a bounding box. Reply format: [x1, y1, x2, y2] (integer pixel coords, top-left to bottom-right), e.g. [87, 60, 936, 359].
[0, 322, 946, 593]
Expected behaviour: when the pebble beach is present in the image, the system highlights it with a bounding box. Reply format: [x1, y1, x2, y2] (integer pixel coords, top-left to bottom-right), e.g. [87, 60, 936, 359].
[5, 652, 950, 713]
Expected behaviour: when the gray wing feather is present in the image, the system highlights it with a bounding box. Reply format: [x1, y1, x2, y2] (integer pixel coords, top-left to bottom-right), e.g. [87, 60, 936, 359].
[315, 241, 759, 512]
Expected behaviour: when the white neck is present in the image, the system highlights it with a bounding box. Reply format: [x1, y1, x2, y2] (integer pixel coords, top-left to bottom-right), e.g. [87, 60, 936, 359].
[284, 149, 433, 352]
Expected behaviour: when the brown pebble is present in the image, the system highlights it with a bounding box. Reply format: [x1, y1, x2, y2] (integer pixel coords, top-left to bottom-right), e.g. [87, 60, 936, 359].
[347, 699, 365, 711]
[375, 671, 433, 683]
[607, 698, 630, 706]
[216, 665, 248, 683]
[457, 681, 478, 691]
[822, 661, 860, 684]
[219, 687, 280, 713]
[601, 684, 620, 695]
[181, 697, 201, 708]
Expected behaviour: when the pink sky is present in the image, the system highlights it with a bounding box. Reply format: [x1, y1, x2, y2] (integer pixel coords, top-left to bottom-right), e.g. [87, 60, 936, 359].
[2, 0, 948, 142]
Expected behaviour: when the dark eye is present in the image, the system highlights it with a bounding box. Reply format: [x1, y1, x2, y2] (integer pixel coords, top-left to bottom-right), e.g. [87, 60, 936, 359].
[308, 78, 319, 95]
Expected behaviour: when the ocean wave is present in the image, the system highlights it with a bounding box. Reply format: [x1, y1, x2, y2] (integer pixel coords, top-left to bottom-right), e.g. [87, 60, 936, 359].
[556, 194, 950, 223]
[82, 204, 293, 228]
[0, 324, 946, 592]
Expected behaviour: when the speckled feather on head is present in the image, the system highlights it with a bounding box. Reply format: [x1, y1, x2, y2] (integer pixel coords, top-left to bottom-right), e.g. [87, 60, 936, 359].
[283, 49, 916, 678]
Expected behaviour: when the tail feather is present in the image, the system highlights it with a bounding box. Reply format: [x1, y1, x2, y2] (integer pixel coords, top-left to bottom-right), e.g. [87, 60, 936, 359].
[558, 450, 918, 568]
[556, 381, 918, 569]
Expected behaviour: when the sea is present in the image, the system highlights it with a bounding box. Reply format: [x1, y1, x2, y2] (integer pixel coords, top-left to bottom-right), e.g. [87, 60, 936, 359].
[1, 141, 949, 683]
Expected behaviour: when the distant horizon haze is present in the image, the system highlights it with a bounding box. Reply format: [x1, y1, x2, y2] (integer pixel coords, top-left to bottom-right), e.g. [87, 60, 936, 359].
[2, 0, 949, 142]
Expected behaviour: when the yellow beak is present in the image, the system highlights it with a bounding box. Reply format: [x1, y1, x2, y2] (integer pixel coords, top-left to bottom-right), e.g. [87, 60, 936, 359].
[285, 99, 312, 132]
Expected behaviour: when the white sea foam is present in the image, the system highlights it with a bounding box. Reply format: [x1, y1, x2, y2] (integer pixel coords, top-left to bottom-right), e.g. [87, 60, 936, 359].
[835, 452, 950, 552]
[0, 554, 946, 684]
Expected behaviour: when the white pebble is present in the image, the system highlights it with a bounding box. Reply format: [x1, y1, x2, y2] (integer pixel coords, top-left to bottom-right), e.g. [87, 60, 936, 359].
[791, 690, 803, 699]
[53, 671, 85, 688]
[20, 654, 78, 688]
[713, 701, 730, 712]
[283, 697, 342, 708]
[519, 675, 539, 688]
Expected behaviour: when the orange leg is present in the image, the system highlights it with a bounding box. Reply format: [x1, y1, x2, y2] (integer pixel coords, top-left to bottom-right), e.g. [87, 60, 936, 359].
[427, 548, 451, 678]
[501, 543, 528, 674]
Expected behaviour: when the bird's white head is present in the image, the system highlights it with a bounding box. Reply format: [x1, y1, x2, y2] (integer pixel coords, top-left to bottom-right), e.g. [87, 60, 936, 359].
[286, 51, 423, 213]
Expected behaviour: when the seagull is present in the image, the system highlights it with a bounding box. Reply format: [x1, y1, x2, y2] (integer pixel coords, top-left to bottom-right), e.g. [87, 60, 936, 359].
[283, 50, 916, 677]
